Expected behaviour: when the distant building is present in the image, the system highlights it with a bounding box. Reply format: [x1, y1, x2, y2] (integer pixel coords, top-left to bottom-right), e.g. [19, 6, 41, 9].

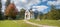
[25, 10, 30, 20]
[25, 8, 34, 20]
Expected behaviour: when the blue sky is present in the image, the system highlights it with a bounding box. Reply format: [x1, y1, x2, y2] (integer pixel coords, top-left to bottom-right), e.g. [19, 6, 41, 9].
[1, 0, 60, 14]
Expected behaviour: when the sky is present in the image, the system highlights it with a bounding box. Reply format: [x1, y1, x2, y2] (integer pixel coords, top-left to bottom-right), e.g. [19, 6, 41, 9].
[1, 0, 60, 14]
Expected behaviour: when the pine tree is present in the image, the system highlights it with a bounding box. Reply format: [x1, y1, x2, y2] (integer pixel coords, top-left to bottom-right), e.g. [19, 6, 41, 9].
[19, 8, 25, 19]
[0, 0, 2, 20]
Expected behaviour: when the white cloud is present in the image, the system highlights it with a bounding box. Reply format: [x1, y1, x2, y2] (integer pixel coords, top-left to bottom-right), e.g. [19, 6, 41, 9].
[2, 6, 5, 12]
[47, 0, 60, 5]
[20, 0, 27, 3]
[1, 0, 6, 5]
[2, 0, 6, 2]
[13, 0, 41, 9]
[33, 5, 48, 11]
[2, 0, 41, 12]
[1, 0, 6, 12]
[42, 0, 47, 2]
[32, 9, 36, 11]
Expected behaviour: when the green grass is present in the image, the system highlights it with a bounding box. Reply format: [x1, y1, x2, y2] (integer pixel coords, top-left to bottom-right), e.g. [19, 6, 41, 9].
[29, 19, 60, 27]
[0, 20, 38, 27]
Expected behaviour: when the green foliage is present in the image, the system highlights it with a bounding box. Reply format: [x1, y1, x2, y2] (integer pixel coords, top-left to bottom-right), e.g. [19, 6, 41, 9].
[42, 5, 60, 20]
[19, 8, 25, 19]
[0, 0, 3, 20]
[39, 12, 43, 20]
[47, 6, 60, 20]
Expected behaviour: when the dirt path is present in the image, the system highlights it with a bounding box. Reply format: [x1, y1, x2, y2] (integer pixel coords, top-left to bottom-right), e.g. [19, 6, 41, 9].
[24, 20, 58, 27]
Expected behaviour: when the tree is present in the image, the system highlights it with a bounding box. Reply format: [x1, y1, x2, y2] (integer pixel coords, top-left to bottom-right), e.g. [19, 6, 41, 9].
[34, 10, 39, 19]
[39, 5, 60, 20]
[19, 8, 25, 19]
[46, 5, 60, 20]
[5, 3, 18, 20]
[0, 0, 3, 20]
[39, 12, 43, 20]
[4, 0, 10, 19]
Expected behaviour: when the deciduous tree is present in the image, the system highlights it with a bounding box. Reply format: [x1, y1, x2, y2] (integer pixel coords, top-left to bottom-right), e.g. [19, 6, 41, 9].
[5, 3, 18, 20]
